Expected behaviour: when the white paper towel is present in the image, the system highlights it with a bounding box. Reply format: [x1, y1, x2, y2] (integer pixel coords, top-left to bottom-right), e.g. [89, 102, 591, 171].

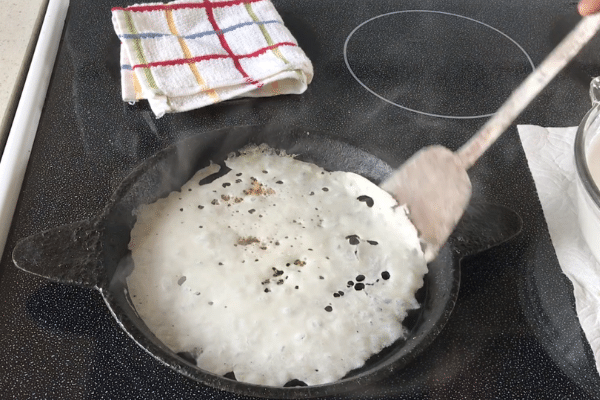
[518, 124, 600, 375]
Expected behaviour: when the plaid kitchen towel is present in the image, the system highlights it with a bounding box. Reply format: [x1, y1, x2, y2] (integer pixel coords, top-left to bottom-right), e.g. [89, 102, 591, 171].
[111, 0, 313, 117]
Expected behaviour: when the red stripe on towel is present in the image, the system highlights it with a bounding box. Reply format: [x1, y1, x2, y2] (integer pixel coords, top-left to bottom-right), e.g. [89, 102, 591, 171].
[112, 0, 262, 13]
[130, 42, 297, 70]
[202, 0, 262, 87]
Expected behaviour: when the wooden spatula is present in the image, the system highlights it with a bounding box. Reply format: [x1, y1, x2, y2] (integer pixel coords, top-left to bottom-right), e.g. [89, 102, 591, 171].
[381, 13, 600, 262]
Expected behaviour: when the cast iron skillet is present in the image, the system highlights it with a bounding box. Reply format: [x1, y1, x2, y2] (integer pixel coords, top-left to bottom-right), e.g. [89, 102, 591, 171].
[12, 125, 522, 398]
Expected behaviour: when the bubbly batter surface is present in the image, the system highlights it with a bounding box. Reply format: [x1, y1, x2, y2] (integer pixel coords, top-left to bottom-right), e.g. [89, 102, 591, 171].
[127, 144, 427, 386]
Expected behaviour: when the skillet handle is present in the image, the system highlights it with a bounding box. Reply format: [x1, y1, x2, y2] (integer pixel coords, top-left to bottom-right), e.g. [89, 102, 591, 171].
[12, 220, 104, 288]
[449, 203, 523, 257]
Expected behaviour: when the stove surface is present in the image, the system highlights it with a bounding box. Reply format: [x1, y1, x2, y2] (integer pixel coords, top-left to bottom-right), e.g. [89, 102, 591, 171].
[1, 0, 600, 399]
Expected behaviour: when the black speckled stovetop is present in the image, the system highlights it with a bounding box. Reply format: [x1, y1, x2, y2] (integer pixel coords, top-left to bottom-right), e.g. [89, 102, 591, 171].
[2, 0, 600, 399]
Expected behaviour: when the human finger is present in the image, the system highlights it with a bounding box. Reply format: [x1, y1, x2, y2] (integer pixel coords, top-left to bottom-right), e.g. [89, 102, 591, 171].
[579, 0, 600, 16]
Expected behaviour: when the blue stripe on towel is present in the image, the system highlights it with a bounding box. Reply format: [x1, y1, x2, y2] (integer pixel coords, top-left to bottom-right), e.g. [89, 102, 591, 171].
[119, 19, 281, 41]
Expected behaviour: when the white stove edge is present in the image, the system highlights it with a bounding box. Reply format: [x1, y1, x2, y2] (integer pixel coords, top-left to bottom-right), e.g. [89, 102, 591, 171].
[0, 0, 70, 261]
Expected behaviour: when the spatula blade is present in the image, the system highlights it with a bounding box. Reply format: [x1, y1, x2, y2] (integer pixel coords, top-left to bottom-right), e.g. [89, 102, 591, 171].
[381, 145, 472, 262]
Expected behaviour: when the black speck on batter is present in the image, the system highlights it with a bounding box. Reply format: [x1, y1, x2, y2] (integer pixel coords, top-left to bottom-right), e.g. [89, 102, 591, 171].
[322, 187, 329, 192]
[324, 306, 333, 312]
[355, 283, 365, 291]
[222, 182, 231, 188]
[381, 271, 391, 280]
[346, 235, 360, 245]
[198, 205, 204, 209]
[347, 281, 354, 287]
[276, 180, 283, 184]
[367, 240, 378, 245]
[357, 195, 374, 207]
[356, 274, 365, 282]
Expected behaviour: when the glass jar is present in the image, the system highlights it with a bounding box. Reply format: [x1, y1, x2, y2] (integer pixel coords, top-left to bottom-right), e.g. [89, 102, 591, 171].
[575, 76, 600, 264]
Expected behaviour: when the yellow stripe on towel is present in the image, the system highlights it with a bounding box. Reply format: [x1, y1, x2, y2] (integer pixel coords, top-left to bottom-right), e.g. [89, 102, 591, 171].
[165, 9, 220, 103]
[132, 71, 143, 100]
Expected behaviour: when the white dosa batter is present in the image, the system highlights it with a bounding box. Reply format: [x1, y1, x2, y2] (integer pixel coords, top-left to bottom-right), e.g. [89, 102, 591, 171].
[127, 144, 427, 386]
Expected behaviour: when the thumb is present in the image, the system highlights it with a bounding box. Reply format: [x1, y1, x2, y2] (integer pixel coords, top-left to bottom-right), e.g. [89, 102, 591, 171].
[579, 0, 600, 16]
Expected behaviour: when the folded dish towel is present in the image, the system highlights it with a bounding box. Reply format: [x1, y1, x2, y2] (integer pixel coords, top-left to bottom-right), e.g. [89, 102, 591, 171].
[111, 0, 313, 117]
[518, 125, 600, 376]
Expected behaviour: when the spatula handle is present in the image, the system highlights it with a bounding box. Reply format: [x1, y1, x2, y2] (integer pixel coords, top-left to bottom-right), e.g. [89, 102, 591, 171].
[457, 13, 600, 169]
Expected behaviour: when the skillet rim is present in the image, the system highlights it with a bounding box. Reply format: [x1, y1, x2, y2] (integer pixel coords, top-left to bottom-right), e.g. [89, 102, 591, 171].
[12, 125, 522, 398]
